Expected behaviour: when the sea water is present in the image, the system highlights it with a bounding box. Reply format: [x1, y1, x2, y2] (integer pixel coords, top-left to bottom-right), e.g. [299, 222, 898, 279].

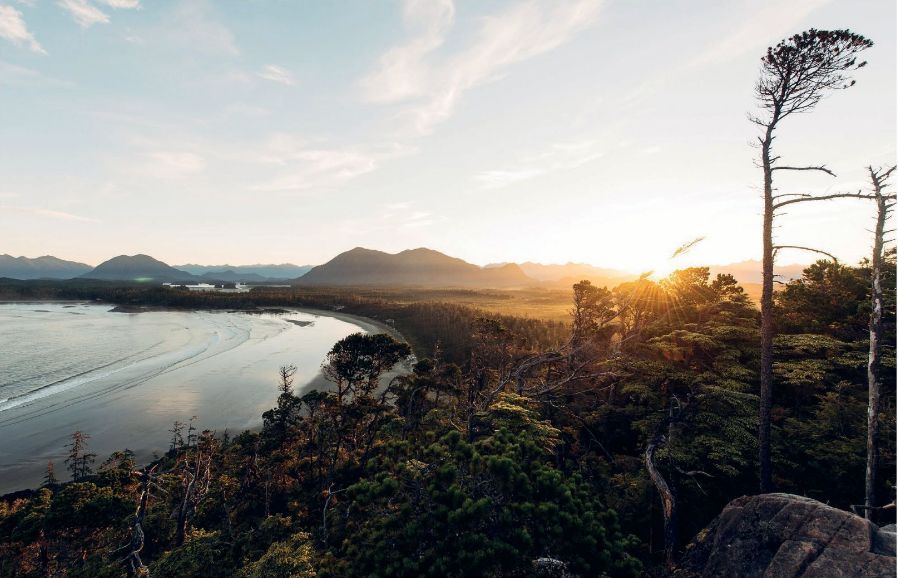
[0, 302, 365, 493]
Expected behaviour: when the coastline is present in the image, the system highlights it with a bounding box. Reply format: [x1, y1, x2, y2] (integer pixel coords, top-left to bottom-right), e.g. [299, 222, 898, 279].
[295, 307, 407, 347]
[0, 303, 412, 495]
[103, 303, 411, 353]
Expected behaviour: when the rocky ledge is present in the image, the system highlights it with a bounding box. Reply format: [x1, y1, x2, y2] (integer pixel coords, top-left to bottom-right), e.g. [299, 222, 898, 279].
[674, 493, 896, 578]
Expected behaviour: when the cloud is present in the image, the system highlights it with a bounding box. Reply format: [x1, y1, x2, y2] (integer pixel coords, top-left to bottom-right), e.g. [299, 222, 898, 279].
[57, 0, 109, 27]
[360, 0, 455, 103]
[0, 5, 45, 53]
[114, 134, 209, 179]
[99, 0, 140, 7]
[0, 59, 73, 87]
[475, 140, 604, 189]
[401, 210, 433, 228]
[161, 0, 238, 55]
[257, 64, 295, 86]
[145, 151, 206, 178]
[56, 0, 138, 28]
[69, 0, 233, 54]
[362, 0, 604, 134]
[2, 205, 99, 222]
[690, 0, 831, 68]
[249, 135, 394, 192]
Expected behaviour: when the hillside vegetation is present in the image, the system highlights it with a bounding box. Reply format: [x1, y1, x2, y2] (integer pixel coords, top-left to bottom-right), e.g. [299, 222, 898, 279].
[0, 258, 893, 577]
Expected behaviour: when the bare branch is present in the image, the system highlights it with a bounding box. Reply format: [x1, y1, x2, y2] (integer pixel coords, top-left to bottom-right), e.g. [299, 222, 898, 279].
[773, 245, 838, 263]
[771, 165, 836, 176]
[851, 501, 896, 516]
[772, 193, 814, 200]
[675, 466, 714, 478]
[773, 191, 875, 210]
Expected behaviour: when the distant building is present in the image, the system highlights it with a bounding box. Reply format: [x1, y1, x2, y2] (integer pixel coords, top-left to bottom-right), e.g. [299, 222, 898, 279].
[163, 282, 251, 293]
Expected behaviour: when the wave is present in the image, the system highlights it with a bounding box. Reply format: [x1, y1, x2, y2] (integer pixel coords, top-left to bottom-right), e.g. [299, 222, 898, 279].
[0, 337, 177, 413]
[0, 312, 268, 425]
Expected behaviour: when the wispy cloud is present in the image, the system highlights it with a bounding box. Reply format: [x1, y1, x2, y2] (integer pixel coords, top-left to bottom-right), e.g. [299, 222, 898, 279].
[137, 0, 237, 55]
[257, 64, 295, 86]
[0, 5, 45, 53]
[360, 0, 455, 103]
[380, 202, 434, 228]
[363, 0, 604, 134]
[0, 59, 73, 87]
[144, 151, 206, 178]
[164, 0, 238, 55]
[475, 140, 604, 189]
[690, 0, 831, 68]
[112, 134, 209, 179]
[99, 0, 140, 8]
[335, 202, 438, 236]
[249, 135, 409, 192]
[2, 205, 99, 222]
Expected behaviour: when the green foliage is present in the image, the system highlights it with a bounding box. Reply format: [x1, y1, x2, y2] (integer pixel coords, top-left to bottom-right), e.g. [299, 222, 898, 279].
[328, 428, 640, 578]
[151, 530, 233, 578]
[0, 258, 892, 576]
[237, 532, 318, 578]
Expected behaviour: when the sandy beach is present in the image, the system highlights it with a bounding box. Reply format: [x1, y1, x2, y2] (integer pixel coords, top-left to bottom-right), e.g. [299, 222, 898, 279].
[0, 304, 407, 494]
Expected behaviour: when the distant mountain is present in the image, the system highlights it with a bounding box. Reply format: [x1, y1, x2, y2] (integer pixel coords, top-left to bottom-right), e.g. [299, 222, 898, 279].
[177, 263, 313, 280]
[486, 259, 809, 289]
[0, 255, 92, 280]
[709, 260, 806, 285]
[487, 262, 638, 288]
[296, 247, 533, 288]
[80, 254, 196, 282]
[199, 270, 268, 283]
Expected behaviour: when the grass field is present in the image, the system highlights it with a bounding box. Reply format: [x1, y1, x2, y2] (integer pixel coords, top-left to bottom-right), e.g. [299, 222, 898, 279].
[288, 286, 578, 324]
[290, 281, 763, 326]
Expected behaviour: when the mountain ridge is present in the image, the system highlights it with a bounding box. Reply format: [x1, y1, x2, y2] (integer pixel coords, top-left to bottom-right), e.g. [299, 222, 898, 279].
[0, 254, 93, 280]
[296, 247, 533, 288]
[176, 263, 313, 279]
[79, 254, 197, 282]
[1, 250, 813, 286]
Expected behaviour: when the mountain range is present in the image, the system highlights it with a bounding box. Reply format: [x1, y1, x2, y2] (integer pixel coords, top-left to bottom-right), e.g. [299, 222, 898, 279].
[78, 254, 197, 282]
[175, 263, 313, 280]
[0, 249, 811, 288]
[297, 248, 531, 287]
[486, 261, 639, 288]
[0, 255, 92, 280]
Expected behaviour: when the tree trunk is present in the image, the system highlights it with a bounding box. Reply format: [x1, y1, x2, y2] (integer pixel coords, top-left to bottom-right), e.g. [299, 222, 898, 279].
[645, 414, 678, 569]
[759, 122, 777, 493]
[865, 187, 888, 521]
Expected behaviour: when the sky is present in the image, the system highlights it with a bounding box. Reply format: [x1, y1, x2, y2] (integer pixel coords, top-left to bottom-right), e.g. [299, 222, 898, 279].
[0, 0, 895, 272]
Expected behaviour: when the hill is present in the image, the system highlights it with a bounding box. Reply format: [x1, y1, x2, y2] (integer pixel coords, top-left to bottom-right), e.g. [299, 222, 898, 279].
[199, 270, 268, 283]
[79, 254, 196, 282]
[709, 260, 806, 284]
[0, 254, 92, 279]
[296, 247, 533, 288]
[176, 263, 313, 280]
[508, 262, 637, 288]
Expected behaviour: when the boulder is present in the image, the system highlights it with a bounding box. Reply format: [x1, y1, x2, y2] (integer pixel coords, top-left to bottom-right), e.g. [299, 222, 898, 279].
[674, 493, 896, 578]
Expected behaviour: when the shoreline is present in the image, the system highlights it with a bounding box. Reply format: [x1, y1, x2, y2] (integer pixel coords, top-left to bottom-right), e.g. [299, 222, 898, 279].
[0, 303, 412, 496]
[100, 303, 409, 351]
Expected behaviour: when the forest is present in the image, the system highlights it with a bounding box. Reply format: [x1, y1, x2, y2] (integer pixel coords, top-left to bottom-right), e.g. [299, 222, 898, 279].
[0, 28, 896, 578]
[0, 254, 894, 577]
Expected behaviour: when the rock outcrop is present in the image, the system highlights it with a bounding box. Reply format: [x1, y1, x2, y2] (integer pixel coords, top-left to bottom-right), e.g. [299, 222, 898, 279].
[675, 493, 896, 578]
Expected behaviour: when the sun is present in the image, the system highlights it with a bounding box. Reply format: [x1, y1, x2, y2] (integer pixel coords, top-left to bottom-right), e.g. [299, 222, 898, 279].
[621, 258, 677, 280]
[646, 260, 677, 280]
